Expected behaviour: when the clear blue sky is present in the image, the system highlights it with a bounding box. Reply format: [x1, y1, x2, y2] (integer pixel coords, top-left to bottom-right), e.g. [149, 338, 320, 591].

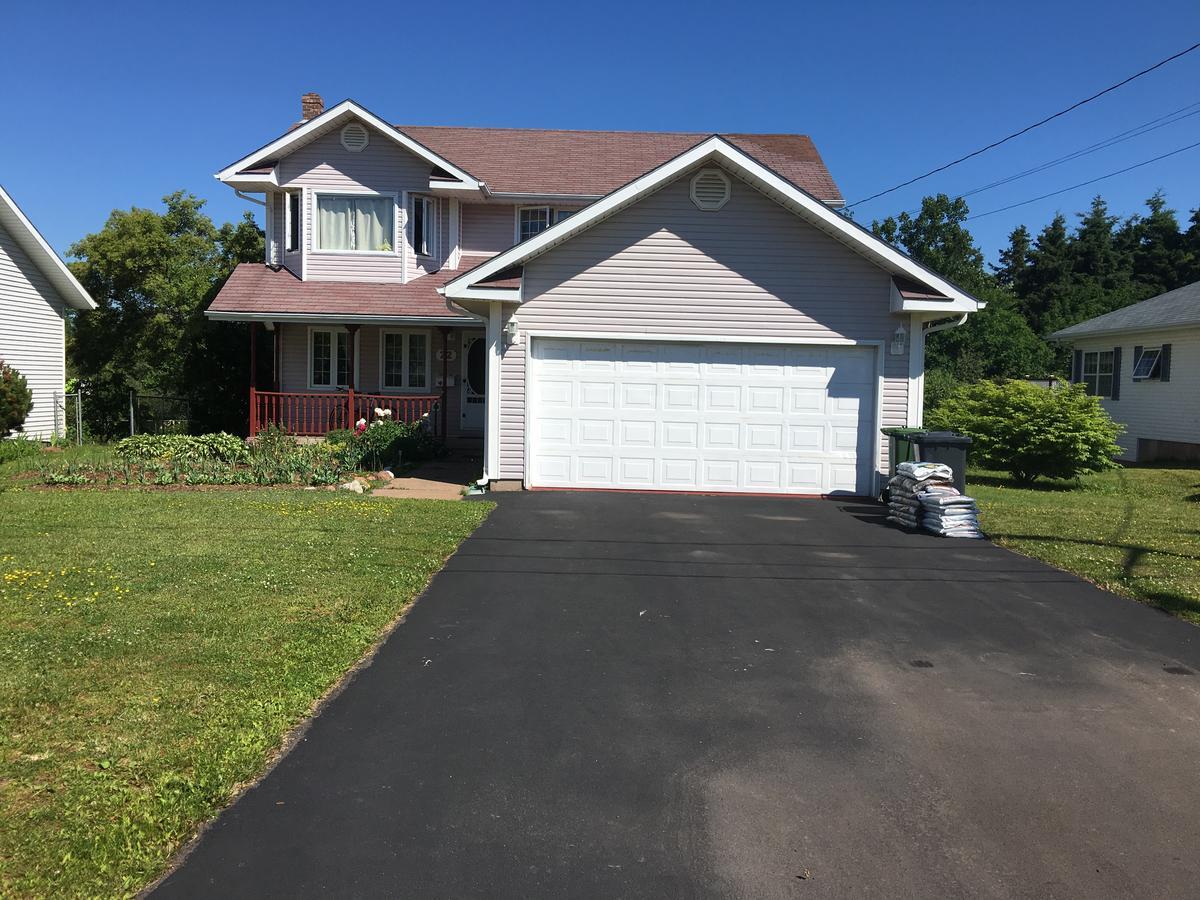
[3, 0, 1198, 265]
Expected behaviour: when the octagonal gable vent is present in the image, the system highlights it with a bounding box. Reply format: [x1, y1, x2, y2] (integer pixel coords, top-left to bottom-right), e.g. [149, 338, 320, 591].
[340, 122, 370, 152]
[690, 168, 731, 210]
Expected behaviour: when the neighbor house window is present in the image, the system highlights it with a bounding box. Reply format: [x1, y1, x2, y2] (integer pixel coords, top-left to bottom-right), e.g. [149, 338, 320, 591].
[286, 192, 301, 252]
[1132, 347, 1162, 380]
[310, 329, 352, 387]
[1082, 350, 1114, 398]
[412, 196, 435, 257]
[381, 331, 430, 390]
[315, 195, 394, 252]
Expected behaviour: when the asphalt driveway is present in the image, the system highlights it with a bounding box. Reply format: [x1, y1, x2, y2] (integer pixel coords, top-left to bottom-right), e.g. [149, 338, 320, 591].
[153, 491, 1200, 899]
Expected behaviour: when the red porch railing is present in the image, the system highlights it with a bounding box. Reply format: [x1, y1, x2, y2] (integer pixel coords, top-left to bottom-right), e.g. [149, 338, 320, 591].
[250, 388, 445, 439]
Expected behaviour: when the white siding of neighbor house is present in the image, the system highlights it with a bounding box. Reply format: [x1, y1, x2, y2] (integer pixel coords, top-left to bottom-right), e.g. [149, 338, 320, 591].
[0, 220, 68, 440]
[1073, 328, 1200, 460]
[497, 166, 911, 481]
[274, 323, 472, 437]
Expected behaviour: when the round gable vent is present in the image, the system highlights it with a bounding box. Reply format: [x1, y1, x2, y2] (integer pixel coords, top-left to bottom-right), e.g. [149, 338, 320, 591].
[690, 168, 731, 210]
[340, 122, 370, 152]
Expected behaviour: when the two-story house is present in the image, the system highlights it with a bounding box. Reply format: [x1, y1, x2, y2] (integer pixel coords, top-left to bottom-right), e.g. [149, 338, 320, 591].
[208, 93, 982, 495]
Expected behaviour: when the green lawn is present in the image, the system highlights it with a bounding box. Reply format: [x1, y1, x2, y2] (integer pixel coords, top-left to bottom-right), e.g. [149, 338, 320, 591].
[0, 480, 491, 897]
[971, 465, 1200, 623]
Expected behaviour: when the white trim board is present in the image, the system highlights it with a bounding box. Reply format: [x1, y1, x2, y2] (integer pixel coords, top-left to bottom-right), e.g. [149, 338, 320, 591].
[216, 99, 480, 190]
[0, 185, 96, 310]
[442, 136, 983, 315]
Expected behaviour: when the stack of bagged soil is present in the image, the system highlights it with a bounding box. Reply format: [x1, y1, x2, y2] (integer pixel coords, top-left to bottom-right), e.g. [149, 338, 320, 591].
[918, 490, 983, 539]
[886, 461, 953, 529]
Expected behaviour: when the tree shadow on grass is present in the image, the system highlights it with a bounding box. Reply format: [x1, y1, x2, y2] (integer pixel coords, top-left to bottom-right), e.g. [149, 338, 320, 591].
[968, 473, 1079, 492]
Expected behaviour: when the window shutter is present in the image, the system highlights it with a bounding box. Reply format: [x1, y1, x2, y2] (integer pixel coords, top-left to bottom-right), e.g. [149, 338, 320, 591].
[1160, 343, 1172, 382]
[1072, 349, 1083, 383]
[1111, 346, 1121, 400]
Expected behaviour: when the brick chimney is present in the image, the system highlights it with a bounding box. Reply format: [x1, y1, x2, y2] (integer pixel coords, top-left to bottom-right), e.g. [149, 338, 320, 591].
[300, 92, 324, 121]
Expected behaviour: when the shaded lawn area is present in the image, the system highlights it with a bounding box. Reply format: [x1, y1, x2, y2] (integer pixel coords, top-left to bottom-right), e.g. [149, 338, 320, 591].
[0, 487, 491, 897]
[970, 465, 1200, 623]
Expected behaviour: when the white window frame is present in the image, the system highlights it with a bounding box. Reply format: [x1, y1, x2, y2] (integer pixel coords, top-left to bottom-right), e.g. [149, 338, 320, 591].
[1082, 350, 1114, 398]
[515, 206, 577, 243]
[285, 191, 301, 253]
[411, 195, 437, 259]
[311, 191, 398, 256]
[379, 329, 433, 392]
[307, 326, 359, 389]
[1131, 346, 1162, 381]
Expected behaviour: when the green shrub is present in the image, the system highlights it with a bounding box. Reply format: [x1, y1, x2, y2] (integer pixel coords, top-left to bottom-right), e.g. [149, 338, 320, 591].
[0, 361, 33, 437]
[928, 379, 1123, 484]
[0, 435, 42, 464]
[114, 433, 249, 464]
[923, 368, 960, 414]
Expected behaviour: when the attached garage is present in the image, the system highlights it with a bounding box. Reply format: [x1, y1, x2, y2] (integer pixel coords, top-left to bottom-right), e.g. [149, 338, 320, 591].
[442, 136, 983, 497]
[527, 337, 878, 495]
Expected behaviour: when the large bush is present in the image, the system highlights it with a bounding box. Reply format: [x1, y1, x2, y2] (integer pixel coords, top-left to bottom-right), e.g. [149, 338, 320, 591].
[1, 361, 33, 437]
[928, 380, 1123, 484]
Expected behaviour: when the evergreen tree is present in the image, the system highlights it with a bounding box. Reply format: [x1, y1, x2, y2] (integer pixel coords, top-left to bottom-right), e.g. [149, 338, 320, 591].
[993, 224, 1031, 289]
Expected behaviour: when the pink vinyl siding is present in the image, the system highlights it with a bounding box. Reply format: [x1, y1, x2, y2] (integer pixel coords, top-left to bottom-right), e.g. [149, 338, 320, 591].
[497, 166, 911, 481]
[461, 204, 515, 255]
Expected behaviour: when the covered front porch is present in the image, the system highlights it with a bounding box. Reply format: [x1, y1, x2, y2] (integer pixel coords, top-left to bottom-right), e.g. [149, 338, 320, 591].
[208, 265, 487, 446]
[247, 321, 486, 445]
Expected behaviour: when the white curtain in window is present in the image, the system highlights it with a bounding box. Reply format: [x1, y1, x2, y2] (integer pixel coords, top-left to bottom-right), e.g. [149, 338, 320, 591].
[317, 197, 353, 250]
[355, 198, 391, 251]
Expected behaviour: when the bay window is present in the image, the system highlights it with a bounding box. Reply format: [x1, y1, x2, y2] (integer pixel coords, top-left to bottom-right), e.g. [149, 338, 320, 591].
[315, 194, 394, 252]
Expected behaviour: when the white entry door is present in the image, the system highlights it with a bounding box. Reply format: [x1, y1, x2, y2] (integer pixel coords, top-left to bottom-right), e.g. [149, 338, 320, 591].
[526, 338, 878, 495]
[460, 331, 486, 432]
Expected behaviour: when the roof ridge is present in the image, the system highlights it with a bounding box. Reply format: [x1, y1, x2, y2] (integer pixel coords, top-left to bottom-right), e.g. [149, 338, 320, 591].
[396, 123, 812, 139]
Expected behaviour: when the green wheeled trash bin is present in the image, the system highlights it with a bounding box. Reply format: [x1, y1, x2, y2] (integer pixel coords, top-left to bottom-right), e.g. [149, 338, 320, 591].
[881, 427, 926, 479]
[911, 431, 973, 495]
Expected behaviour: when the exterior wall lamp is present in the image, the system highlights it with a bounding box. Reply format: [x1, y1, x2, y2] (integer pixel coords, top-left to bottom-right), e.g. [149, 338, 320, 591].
[890, 323, 907, 356]
[504, 317, 520, 346]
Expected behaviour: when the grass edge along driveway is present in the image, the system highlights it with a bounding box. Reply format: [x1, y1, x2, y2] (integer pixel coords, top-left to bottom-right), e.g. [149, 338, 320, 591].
[0, 488, 491, 898]
[971, 465, 1200, 624]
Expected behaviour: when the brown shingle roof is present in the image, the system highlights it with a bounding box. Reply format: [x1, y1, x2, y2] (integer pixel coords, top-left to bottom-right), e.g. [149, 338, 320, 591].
[397, 126, 843, 203]
[207, 264, 471, 319]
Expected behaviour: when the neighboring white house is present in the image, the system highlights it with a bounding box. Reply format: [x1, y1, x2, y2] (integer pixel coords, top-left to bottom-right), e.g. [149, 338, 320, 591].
[1051, 280, 1200, 462]
[0, 186, 96, 440]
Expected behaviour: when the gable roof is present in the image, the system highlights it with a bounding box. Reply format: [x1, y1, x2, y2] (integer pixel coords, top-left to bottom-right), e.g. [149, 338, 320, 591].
[397, 126, 843, 203]
[0, 185, 95, 311]
[1050, 280, 1200, 340]
[216, 100, 481, 188]
[441, 136, 982, 312]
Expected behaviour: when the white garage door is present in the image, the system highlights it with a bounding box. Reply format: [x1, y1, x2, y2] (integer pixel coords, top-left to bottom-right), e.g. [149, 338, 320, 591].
[527, 338, 878, 495]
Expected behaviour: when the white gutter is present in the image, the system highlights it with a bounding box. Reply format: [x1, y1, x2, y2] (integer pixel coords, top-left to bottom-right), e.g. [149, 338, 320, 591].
[235, 190, 266, 207]
[923, 314, 968, 335]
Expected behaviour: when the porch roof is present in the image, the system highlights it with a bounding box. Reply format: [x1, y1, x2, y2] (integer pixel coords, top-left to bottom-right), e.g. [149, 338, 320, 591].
[206, 264, 474, 323]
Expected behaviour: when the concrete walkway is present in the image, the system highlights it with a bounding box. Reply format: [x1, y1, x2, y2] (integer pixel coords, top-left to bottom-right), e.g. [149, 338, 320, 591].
[371, 455, 480, 501]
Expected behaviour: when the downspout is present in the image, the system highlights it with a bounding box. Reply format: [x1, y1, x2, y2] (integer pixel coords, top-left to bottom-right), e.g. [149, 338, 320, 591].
[923, 313, 968, 336]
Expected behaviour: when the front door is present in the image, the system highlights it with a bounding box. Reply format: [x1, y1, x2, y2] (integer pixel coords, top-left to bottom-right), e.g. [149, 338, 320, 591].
[460, 331, 486, 432]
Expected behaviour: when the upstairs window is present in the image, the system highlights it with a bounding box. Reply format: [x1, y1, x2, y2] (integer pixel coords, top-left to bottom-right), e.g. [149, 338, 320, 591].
[1132, 347, 1162, 380]
[310, 329, 352, 387]
[286, 193, 301, 252]
[518, 207, 576, 242]
[315, 194, 394, 252]
[412, 196, 436, 257]
[1082, 350, 1114, 398]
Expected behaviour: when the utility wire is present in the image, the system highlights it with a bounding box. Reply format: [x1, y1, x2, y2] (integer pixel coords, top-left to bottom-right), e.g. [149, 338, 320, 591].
[898, 100, 1200, 216]
[845, 40, 1200, 209]
[964, 138, 1200, 220]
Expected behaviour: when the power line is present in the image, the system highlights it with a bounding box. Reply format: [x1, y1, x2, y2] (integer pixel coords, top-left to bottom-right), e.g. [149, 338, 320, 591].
[964, 138, 1200, 220]
[845, 40, 1200, 209]
[898, 100, 1200, 216]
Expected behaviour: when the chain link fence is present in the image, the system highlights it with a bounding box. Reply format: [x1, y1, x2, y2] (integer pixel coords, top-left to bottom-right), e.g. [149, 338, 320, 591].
[51, 391, 84, 445]
[127, 392, 192, 436]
